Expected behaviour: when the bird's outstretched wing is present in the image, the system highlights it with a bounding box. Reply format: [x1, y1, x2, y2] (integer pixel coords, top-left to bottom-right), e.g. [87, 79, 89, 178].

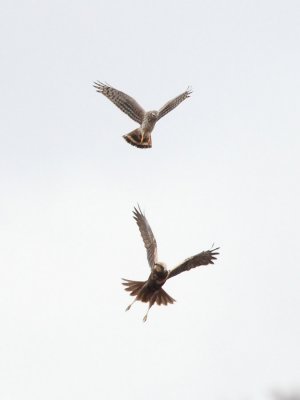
[133, 206, 158, 269]
[93, 82, 145, 124]
[167, 247, 219, 279]
[157, 87, 192, 120]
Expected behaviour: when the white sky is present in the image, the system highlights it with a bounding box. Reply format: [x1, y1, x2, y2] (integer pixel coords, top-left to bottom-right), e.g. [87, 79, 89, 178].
[1, 0, 300, 399]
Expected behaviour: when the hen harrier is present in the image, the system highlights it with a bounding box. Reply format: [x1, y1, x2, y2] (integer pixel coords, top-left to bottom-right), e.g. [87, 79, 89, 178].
[93, 82, 192, 149]
[122, 206, 219, 322]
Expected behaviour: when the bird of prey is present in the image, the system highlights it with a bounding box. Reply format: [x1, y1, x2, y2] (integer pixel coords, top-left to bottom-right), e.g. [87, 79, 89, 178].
[122, 206, 219, 322]
[93, 82, 192, 149]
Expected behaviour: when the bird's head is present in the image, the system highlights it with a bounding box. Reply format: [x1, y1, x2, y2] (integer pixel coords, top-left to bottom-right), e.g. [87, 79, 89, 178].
[154, 262, 167, 273]
[148, 111, 158, 121]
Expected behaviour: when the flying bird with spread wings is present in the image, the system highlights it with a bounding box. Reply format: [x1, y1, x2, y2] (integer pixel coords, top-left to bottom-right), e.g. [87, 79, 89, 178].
[93, 82, 192, 149]
[122, 206, 219, 322]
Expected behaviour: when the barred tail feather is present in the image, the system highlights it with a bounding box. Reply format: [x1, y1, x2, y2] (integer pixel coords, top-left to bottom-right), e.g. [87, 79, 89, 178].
[122, 279, 175, 306]
[123, 129, 152, 149]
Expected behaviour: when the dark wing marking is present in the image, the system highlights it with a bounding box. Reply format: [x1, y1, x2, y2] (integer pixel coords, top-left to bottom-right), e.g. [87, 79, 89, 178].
[93, 82, 145, 124]
[167, 247, 219, 279]
[157, 87, 192, 120]
[133, 206, 158, 269]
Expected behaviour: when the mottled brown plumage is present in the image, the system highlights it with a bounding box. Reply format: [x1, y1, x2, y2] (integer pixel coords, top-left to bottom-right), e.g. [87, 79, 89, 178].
[123, 206, 219, 322]
[93, 82, 192, 149]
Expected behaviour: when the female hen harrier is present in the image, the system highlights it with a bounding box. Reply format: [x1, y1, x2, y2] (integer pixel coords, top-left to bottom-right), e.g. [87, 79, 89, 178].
[123, 206, 219, 322]
[93, 82, 192, 149]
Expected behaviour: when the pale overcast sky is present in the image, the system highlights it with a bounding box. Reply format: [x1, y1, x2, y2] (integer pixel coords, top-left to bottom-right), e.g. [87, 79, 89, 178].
[0, 0, 299, 399]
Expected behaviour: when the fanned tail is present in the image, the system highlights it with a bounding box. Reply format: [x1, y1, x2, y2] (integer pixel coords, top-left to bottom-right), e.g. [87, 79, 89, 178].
[155, 288, 176, 305]
[123, 129, 152, 149]
[122, 279, 175, 305]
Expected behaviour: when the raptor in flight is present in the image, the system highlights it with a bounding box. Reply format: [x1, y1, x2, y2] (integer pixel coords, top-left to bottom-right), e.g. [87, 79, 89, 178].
[93, 82, 192, 149]
[122, 206, 219, 322]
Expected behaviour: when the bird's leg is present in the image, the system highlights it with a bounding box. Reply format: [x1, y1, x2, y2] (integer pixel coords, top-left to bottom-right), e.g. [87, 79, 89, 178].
[142, 295, 156, 322]
[125, 298, 137, 312]
[140, 132, 144, 144]
[143, 309, 150, 322]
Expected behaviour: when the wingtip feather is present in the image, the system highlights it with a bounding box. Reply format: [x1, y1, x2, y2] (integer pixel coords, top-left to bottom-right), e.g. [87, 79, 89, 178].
[186, 86, 193, 96]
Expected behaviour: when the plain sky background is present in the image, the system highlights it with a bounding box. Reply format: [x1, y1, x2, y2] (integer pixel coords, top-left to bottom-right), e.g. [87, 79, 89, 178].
[1, 0, 299, 399]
